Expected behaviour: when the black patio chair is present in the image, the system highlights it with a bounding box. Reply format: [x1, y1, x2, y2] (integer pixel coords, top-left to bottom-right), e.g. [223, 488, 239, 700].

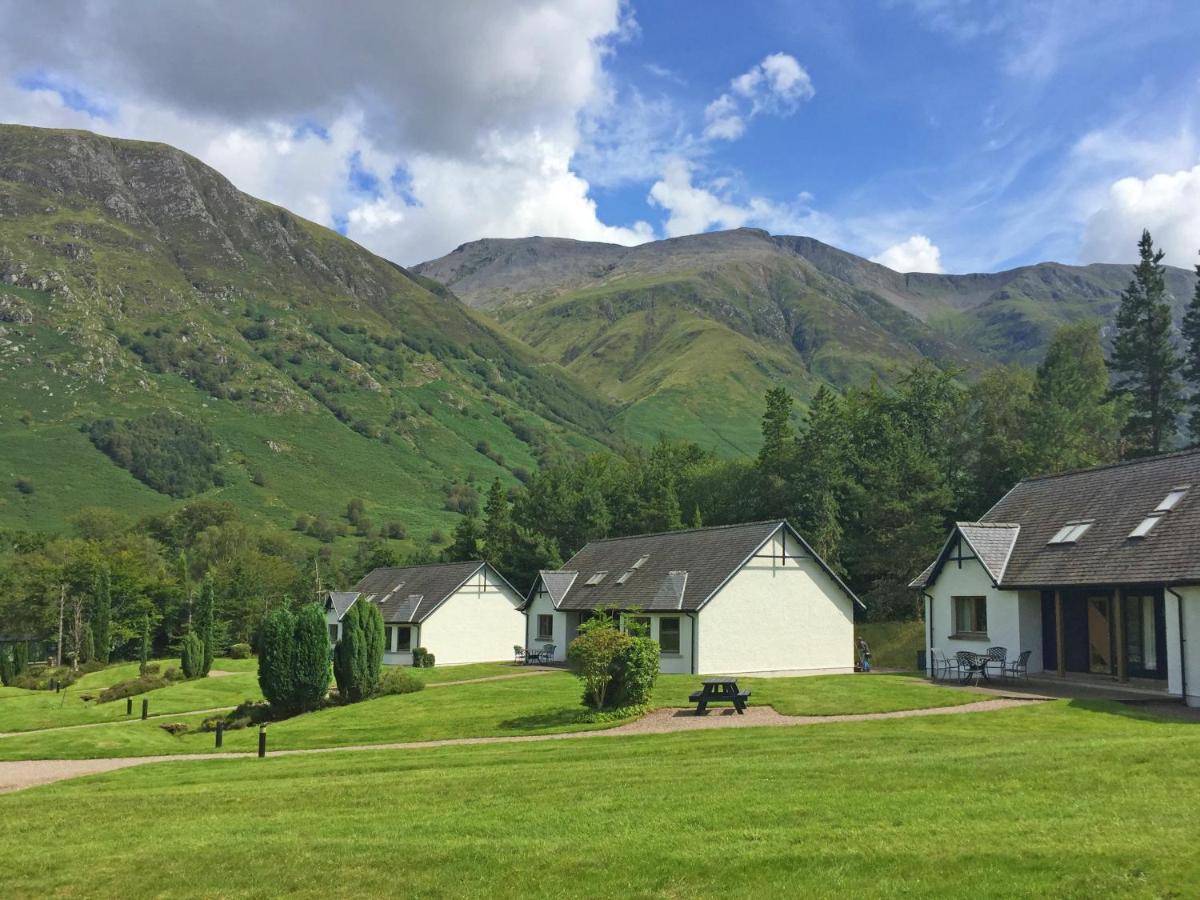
[985, 646, 1008, 680]
[1006, 649, 1032, 680]
[539, 644, 556, 663]
[956, 650, 985, 684]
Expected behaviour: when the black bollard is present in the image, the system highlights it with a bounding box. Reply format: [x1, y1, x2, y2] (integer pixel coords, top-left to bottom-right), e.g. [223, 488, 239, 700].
[215, 720, 224, 749]
[257, 724, 267, 758]
[127, 697, 133, 715]
[141, 698, 149, 720]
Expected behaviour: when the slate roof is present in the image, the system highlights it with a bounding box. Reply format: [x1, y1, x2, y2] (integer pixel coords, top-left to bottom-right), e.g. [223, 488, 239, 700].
[325, 591, 361, 620]
[534, 520, 862, 612]
[351, 561, 492, 624]
[913, 449, 1200, 589]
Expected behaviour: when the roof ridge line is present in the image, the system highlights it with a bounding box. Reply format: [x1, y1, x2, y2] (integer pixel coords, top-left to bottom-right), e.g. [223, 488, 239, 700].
[581, 519, 785, 545]
[1017, 448, 1200, 485]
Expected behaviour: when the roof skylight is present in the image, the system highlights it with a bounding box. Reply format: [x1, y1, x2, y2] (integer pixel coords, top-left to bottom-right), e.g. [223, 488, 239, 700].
[1048, 521, 1092, 544]
[584, 571, 607, 586]
[616, 570, 634, 584]
[1130, 514, 1164, 538]
[631, 555, 650, 569]
[1155, 487, 1189, 512]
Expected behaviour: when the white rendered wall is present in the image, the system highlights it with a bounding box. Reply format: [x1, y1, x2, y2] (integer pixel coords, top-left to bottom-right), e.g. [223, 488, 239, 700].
[1168, 586, 1200, 706]
[926, 554, 1028, 670]
[524, 591, 567, 661]
[418, 568, 525, 665]
[696, 530, 854, 675]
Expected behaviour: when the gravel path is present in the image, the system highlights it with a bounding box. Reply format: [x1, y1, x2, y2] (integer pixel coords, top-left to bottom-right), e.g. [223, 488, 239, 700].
[0, 696, 1042, 794]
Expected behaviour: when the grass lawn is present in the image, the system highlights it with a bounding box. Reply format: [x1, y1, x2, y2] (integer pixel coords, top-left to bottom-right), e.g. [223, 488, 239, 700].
[0, 657, 261, 733]
[0, 672, 973, 761]
[1, 700, 1198, 897]
[856, 619, 925, 670]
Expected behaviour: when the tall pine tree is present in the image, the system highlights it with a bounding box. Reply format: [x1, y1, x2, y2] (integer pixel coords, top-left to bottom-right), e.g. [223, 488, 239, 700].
[482, 479, 514, 568]
[1110, 230, 1182, 455]
[92, 568, 112, 665]
[1181, 249, 1200, 443]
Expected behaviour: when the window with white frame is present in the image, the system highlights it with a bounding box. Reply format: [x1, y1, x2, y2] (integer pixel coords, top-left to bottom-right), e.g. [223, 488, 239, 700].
[952, 596, 987, 637]
[396, 627, 412, 651]
[659, 617, 681, 655]
[384, 626, 393, 652]
[536, 614, 554, 642]
[328, 623, 339, 643]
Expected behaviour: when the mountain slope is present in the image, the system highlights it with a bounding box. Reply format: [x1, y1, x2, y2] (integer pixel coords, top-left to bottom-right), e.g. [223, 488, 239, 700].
[0, 124, 614, 538]
[417, 230, 1196, 451]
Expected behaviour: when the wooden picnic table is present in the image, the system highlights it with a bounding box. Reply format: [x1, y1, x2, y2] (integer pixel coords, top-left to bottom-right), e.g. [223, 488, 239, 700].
[688, 678, 751, 715]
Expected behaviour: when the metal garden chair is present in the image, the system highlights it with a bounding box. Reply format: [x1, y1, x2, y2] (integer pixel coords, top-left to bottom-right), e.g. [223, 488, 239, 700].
[1006, 649, 1032, 680]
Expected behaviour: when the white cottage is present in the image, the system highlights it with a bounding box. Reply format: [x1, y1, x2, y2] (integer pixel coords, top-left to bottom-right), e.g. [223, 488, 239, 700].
[522, 520, 863, 675]
[912, 449, 1200, 706]
[325, 560, 525, 666]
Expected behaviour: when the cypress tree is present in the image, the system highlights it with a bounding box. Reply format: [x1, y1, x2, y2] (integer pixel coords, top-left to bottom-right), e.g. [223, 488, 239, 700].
[11, 642, 28, 677]
[291, 603, 331, 711]
[359, 600, 384, 699]
[81, 623, 95, 665]
[93, 568, 111, 665]
[0, 648, 13, 686]
[196, 575, 216, 676]
[138, 616, 151, 674]
[180, 631, 204, 678]
[1110, 230, 1183, 455]
[1181, 249, 1200, 442]
[482, 479, 513, 567]
[258, 606, 296, 711]
[333, 601, 362, 701]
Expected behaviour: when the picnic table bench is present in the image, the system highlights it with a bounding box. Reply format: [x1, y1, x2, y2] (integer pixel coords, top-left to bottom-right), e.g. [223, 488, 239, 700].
[689, 678, 750, 715]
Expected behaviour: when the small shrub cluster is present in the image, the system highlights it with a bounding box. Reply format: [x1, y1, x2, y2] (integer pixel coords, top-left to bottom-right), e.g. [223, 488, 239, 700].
[97, 673, 168, 704]
[377, 668, 425, 696]
[200, 699, 272, 732]
[159, 722, 189, 736]
[411, 647, 435, 668]
[567, 613, 659, 711]
[228, 642, 253, 659]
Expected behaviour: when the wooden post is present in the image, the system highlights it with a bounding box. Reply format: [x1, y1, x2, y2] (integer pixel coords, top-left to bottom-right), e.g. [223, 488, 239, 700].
[1054, 590, 1066, 677]
[1114, 588, 1127, 682]
[141, 698, 149, 720]
[258, 725, 267, 758]
[126, 696, 133, 716]
[215, 720, 224, 749]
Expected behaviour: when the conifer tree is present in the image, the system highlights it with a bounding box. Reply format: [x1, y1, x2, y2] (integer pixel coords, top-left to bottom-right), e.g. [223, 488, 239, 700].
[794, 386, 849, 569]
[12, 641, 28, 677]
[1111, 230, 1182, 455]
[81, 623, 94, 664]
[757, 387, 795, 476]
[1181, 250, 1200, 442]
[93, 568, 112, 665]
[446, 514, 483, 561]
[258, 606, 296, 710]
[196, 575, 216, 675]
[482, 478, 513, 567]
[180, 631, 204, 678]
[291, 603, 331, 711]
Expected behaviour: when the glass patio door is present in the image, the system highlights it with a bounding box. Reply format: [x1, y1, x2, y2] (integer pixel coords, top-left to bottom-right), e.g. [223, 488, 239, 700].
[1086, 595, 1113, 675]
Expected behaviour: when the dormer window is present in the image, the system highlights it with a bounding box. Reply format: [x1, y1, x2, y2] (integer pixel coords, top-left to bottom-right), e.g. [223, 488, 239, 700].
[1048, 520, 1092, 544]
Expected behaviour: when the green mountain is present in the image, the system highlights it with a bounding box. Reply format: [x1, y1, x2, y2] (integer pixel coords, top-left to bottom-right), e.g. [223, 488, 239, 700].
[416, 230, 1196, 453]
[0, 124, 614, 539]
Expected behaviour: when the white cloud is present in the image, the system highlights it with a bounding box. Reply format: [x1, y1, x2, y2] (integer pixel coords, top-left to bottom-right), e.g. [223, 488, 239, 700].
[871, 235, 945, 272]
[703, 52, 814, 142]
[1079, 165, 1200, 266]
[0, 0, 655, 264]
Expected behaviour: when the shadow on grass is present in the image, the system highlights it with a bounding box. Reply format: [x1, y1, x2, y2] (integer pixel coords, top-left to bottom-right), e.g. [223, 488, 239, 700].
[497, 708, 597, 732]
[1065, 697, 1199, 724]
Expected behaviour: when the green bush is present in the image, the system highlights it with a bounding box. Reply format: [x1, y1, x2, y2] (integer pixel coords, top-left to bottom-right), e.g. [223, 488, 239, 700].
[142, 662, 160, 675]
[228, 642, 253, 659]
[610, 636, 660, 708]
[97, 674, 168, 703]
[163, 666, 183, 681]
[11, 642, 28, 677]
[411, 647, 435, 668]
[378, 667, 425, 696]
[0, 650, 13, 686]
[567, 618, 629, 710]
[180, 631, 204, 678]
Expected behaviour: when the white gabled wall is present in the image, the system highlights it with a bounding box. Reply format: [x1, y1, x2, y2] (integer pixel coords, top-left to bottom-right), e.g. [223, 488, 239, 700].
[524, 590, 567, 662]
[417, 567, 525, 665]
[695, 529, 854, 675]
[924, 549, 1038, 673]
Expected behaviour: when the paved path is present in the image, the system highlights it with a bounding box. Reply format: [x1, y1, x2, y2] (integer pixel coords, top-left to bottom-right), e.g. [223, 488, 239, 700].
[0, 696, 1042, 794]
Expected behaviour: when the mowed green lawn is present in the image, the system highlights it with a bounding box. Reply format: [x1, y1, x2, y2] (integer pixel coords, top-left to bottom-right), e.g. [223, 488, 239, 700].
[0, 670, 973, 761]
[0, 657, 261, 733]
[1, 700, 1198, 897]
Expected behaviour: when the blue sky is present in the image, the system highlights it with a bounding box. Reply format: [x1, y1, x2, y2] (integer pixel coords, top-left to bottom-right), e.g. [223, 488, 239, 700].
[1, 1, 1199, 271]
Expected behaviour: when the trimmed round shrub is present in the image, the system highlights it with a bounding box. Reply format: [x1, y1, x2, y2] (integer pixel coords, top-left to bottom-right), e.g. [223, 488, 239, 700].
[378, 668, 425, 696]
[228, 642, 253, 659]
